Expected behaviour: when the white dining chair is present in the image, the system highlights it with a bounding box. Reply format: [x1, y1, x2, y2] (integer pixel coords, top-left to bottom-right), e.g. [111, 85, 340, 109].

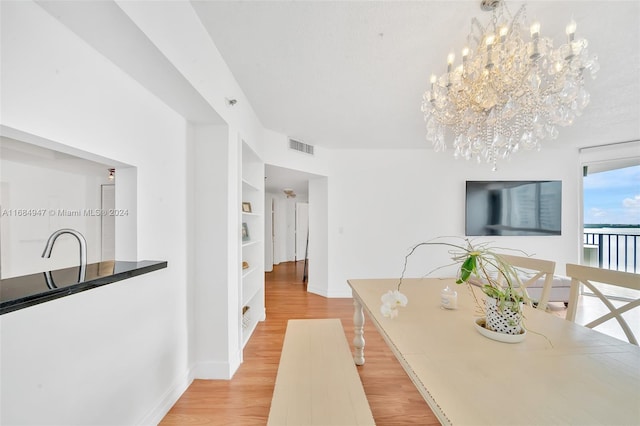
[565, 264, 640, 345]
[498, 254, 556, 311]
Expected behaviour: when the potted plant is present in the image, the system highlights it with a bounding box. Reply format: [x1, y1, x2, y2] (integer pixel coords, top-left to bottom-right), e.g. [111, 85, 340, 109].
[381, 237, 531, 337]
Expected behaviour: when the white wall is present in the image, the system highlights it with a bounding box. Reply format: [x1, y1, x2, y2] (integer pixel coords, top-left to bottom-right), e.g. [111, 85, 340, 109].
[295, 201, 309, 261]
[325, 147, 581, 297]
[261, 127, 582, 298]
[1, 2, 191, 424]
[273, 195, 288, 265]
[191, 124, 241, 379]
[264, 193, 274, 271]
[308, 177, 329, 297]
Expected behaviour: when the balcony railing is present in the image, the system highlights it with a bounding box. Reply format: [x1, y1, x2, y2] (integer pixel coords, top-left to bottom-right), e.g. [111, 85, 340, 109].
[583, 232, 639, 273]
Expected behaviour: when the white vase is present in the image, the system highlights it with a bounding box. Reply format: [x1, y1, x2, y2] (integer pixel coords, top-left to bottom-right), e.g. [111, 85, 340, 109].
[485, 296, 523, 335]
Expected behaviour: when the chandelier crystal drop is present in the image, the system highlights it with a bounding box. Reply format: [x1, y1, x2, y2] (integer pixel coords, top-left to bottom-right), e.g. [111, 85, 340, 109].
[421, 0, 599, 171]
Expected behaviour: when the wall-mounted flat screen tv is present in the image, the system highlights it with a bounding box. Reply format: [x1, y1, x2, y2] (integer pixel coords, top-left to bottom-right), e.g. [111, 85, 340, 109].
[465, 181, 562, 236]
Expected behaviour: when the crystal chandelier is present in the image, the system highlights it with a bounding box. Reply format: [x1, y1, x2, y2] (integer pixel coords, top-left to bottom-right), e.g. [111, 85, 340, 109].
[421, 0, 599, 170]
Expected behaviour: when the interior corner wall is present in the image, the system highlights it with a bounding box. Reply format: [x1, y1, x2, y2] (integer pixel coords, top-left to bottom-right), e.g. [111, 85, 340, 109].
[185, 123, 197, 374]
[1, 2, 191, 424]
[307, 177, 329, 297]
[264, 193, 274, 272]
[272, 195, 288, 265]
[326, 147, 581, 296]
[227, 128, 242, 373]
[191, 124, 241, 380]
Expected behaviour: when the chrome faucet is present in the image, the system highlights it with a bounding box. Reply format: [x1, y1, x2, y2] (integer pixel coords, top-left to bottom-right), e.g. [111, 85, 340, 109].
[42, 228, 87, 283]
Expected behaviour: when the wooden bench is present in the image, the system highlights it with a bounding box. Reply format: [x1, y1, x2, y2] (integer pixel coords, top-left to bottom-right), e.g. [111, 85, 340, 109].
[267, 319, 375, 426]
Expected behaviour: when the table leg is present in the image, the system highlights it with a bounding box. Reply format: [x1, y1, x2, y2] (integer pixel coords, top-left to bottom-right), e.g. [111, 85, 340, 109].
[353, 298, 365, 365]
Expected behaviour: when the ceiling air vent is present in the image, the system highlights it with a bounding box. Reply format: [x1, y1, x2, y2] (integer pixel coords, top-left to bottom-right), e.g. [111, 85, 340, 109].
[289, 138, 314, 155]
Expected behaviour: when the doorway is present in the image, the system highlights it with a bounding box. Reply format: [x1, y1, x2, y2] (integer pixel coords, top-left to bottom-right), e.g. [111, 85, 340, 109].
[264, 164, 327, 291]
[581, 145, 639, 293]
[582, 163, 639, 274]
[577, 144, 640, 341]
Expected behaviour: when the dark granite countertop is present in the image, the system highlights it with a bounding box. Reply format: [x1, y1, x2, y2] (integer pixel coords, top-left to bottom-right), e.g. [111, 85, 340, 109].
[0, 260, 167, 315]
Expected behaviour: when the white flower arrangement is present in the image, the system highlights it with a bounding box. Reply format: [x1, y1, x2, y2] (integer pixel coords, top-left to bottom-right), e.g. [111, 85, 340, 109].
[380, 290, 408, 318]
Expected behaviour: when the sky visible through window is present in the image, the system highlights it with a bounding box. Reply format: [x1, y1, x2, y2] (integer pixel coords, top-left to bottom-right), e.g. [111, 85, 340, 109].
[584, 165, 640, 226]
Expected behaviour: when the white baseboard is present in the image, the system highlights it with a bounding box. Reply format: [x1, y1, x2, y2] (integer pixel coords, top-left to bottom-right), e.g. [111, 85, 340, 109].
[137, 366, 195, 425]
[137, 354, 244, 425]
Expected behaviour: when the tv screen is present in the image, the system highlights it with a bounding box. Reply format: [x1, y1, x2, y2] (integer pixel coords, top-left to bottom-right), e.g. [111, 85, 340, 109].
[465, 181, 562, 236]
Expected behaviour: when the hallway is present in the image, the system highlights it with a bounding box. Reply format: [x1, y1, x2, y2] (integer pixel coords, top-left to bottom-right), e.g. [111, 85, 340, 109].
[161, 261, 436, 425]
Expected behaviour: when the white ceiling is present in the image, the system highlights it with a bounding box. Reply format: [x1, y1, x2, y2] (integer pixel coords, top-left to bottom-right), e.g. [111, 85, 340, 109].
[192, 0, 640, 151]
[32, 1, 640, 191]
[265, 164, 322, 198]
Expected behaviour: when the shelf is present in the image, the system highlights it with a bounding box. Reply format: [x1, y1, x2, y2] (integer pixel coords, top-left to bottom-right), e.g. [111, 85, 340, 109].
[242, 317, 259, 347]
[240, 140, 264, 354]
[241, 290, 265, 347]
[242, 275, 262, 305]
[242, 179, 260, 192]
[242, 266, 257, 279]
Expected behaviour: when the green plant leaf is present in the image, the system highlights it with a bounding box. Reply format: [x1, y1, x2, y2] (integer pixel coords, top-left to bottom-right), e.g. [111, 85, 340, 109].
[456, 255, 476, 284]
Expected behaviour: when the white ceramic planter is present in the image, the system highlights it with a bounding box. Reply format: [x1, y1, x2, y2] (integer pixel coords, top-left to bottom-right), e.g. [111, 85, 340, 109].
[485, 296, 523, 335]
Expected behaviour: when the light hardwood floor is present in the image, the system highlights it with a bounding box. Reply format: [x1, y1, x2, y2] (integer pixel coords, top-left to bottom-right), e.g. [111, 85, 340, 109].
[160, 261, 438, 425]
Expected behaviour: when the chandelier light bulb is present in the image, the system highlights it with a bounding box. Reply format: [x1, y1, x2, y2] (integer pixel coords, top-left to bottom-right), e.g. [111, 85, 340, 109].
[447, 53, 455, 64]
[566, 19, 577, 42]
[421, 0, 598, 170]
[499, 26, 508, 41]
[530, 21, 540, 38]
[447, 52, 455, 72]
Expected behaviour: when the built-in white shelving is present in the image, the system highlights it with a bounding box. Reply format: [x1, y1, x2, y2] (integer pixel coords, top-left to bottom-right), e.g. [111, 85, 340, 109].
[240, 141, 265, 349]
[242, 266, 258, 279]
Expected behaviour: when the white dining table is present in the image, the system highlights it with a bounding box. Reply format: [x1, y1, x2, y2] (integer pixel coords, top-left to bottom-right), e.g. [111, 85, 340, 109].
[348, 278, 640, 426]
